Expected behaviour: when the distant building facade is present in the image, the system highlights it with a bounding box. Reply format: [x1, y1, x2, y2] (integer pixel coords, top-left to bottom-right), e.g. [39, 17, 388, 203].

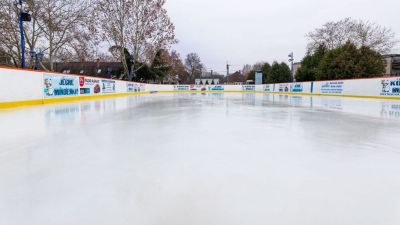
[293, 62, 302, 76]
[384, 54, 400, 75]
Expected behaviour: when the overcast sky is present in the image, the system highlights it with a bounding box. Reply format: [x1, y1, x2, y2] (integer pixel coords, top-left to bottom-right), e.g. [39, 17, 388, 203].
[165, 0, 400, 74]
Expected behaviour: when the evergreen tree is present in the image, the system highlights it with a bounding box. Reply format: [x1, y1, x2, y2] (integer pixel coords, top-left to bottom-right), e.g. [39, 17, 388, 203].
[357, 46, 386, 78]
[295, 45, 327, 82]
[261, 63, 271, 84]
[317, 42, 384, 80]
[267, 62, 292, 83]
[247, 70, 256, 81]
[151, 50, 170, 82]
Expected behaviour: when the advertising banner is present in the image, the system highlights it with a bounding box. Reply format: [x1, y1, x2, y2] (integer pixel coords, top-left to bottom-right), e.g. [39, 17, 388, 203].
[102, 80, 116, 93]
[264, 84, 272, 92]
[190, 85, 207, 91]
[174, 85, 190, 91]
[380, 78, 400, 96]
[44, 74, 79, 98]
[79, 77, 101, 95]
[320, 81, 344, 94]
[242, 85, 256, 91]
[127, 83, 145, 93]
[278, 84, 289, 92]
[290, 83, 304, 93]
[208, 85, 225, 91]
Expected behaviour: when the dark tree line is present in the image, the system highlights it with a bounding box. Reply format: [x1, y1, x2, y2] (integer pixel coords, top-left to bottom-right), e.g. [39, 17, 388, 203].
[296, 42, 385, 82]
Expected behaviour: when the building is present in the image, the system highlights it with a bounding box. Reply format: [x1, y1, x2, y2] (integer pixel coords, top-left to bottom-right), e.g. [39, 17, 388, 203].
[384, 54, 400, 75]
[195, 79, 220, 85]
[293, 62, 302, 76]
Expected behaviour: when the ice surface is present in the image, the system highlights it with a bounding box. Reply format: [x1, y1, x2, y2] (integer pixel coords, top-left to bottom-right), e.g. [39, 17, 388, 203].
[1, 93, 400, 225]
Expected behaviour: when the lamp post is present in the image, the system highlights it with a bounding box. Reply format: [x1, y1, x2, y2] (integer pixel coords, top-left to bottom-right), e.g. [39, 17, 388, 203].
[17, 0, 31, 68]
[29, 49, 35, 69]
[288, 52, 294, 82]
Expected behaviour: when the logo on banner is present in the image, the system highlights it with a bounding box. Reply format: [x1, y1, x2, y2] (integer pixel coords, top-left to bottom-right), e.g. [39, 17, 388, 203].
[79, 77, 85, 87]
[381, 79, 400, 96]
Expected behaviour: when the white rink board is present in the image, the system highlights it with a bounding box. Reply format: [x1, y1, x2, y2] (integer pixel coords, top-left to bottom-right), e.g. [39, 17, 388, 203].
[0, 69, 43, 102]
[1, 67, 400, 104]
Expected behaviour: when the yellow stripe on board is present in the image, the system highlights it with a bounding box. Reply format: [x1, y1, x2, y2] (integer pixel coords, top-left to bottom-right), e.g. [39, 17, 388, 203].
[262, 92, 400, 100]
[0, 92, 149, 109]
[1, 91, 400, 109]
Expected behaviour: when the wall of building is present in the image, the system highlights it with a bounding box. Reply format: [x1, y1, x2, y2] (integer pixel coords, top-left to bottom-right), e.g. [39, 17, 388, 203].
[1, 67, 400, 108]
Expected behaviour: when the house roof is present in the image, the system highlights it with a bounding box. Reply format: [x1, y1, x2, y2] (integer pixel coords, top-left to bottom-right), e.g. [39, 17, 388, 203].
[53, 61, 123, 78]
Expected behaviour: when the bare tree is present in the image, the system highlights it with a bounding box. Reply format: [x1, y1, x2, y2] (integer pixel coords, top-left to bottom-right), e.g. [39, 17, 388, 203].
[32, 0, 92, 70]
[185, 53, 203, 83]
[96, 0, 176, 80]
[168, 50, 185, 81]
[95, 0, 130, 76]
[0, 0, 43, 67]
[128, 0, 176, 65]
[307, 18, 397, 54]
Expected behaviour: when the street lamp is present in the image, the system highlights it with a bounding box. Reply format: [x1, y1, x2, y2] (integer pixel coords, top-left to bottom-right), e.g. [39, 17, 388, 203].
[129, 54, 135, 81]
[29, 49, 44, 70]
[16, 0, 31, 68]
[288, 52, 294, 82]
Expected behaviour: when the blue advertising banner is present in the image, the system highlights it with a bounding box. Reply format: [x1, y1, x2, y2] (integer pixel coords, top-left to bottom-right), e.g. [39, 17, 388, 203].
[208, 85, 225, 91]
[242, 85, 256, 91]
[381, 78, 400, 96]
[290, 83, 304, 93]
[44, 74, 79, 98]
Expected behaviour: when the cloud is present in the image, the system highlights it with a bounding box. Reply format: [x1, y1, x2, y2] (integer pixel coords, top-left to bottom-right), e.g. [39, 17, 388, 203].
[166, 0, 400, 73]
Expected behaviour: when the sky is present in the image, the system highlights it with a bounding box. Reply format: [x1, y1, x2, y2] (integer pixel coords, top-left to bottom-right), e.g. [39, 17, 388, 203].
[165, 0, 400, 74]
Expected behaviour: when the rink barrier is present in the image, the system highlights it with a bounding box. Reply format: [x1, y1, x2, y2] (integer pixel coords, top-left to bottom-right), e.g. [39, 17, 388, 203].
[1, 66, 400, 108]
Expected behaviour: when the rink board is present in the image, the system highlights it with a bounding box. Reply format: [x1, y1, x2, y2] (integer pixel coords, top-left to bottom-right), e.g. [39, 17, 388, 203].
[1, 67, 400, 108]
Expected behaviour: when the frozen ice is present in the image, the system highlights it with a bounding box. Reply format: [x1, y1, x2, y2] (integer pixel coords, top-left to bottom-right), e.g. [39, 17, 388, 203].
[1, 93, 400, 225]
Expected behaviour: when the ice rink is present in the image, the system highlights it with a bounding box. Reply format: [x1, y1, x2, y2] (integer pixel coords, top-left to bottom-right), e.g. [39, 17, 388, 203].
[1, 92, 400, 225]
